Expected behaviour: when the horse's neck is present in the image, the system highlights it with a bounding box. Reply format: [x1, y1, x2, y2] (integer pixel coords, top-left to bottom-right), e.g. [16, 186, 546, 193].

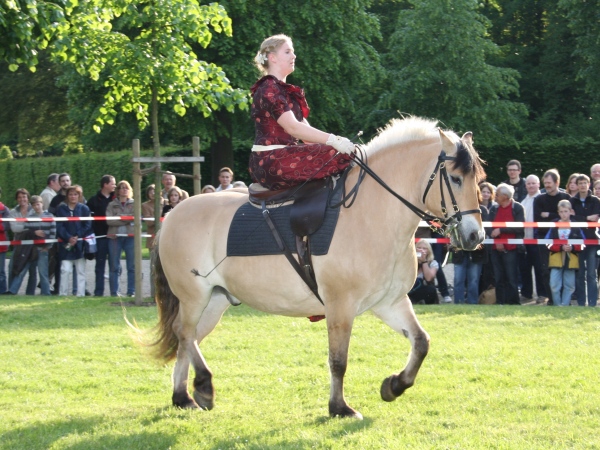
[347, 140, 438, 245]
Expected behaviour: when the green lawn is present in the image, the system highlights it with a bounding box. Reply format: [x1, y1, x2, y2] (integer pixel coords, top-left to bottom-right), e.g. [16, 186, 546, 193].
[0, 297, 598, 449]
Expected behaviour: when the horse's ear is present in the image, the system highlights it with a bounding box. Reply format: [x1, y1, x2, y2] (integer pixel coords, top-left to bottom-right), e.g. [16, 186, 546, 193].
[461, 131, 473, 145]
[438, 128, 456, 153]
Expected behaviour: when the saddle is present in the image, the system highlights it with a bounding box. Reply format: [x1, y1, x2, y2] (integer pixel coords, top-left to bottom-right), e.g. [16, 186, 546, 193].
[248, 179, 335, 304]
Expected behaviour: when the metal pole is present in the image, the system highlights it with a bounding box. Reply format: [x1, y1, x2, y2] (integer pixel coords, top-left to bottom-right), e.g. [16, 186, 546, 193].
[133, 139, 143, 305]
[192, 136, 201, 195]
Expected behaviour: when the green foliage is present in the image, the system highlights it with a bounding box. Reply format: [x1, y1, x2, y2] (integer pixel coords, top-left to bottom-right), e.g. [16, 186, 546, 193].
[0, 145, 13, 160]
[51, 0, 249, 133]
[1, 298, 600, 448]
[559, 0, 600, 108]
[376, 0, 528, 147]
[0, 148, 146, 203]
[0, 0, 70, 70]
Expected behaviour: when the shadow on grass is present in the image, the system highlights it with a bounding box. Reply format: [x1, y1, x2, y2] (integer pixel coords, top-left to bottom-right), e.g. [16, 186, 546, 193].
[1, 415, 175, 450]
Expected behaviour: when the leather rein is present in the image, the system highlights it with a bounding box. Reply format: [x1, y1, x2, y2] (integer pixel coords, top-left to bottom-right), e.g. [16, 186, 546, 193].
[348, 147, 481, 236]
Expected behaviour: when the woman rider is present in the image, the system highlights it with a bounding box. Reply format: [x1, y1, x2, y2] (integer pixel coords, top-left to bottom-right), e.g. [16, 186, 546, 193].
[249, 34, 355, 191]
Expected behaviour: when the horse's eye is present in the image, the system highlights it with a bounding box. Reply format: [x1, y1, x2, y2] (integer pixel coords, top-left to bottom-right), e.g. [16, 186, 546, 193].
[451, 176, 462, 187]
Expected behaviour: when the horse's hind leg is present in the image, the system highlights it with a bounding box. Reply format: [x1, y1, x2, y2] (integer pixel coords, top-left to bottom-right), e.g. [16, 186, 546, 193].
[372, 297, 430, 402]
[172, 289, 230, 410]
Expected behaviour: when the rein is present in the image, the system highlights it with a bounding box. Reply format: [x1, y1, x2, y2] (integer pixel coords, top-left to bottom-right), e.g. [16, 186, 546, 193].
[351, 147, 480, 236]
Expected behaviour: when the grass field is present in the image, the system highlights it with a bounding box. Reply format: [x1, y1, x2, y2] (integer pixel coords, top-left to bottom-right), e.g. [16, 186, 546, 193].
[0, 296, 599, 449]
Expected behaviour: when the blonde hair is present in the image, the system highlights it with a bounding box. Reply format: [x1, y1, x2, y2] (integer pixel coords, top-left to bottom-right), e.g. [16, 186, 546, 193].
[116, 180, 133, 199]
[557, 199, 572, 211]
[254, 34, 292, 75]
[416, 240, 434, 263]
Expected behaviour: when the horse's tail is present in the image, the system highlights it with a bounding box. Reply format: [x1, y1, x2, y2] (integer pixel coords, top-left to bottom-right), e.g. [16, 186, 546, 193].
[150, 230, 180, 363]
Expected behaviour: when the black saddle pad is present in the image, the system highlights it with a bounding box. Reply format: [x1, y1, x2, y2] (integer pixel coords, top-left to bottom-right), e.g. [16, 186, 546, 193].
[227, 197, 341, 257]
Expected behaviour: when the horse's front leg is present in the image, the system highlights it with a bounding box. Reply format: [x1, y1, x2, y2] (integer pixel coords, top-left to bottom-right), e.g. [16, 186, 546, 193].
[372, 296, 430, 402]
[326, 308, 362, 419]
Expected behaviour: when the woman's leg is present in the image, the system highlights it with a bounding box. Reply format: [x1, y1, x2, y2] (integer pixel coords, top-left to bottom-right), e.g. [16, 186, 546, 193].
[108, 238, 120, 296]
[75, 258, 86, 297]
[59, 260, 72, 296]
[123, 237, 135, 295]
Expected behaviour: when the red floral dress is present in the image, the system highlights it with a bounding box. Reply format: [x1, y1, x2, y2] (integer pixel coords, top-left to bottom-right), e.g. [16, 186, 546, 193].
[249, 75, 351, 190]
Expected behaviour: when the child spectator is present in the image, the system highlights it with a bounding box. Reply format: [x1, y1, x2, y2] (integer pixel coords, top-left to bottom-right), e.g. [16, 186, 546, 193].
[545, 200, 584, 306]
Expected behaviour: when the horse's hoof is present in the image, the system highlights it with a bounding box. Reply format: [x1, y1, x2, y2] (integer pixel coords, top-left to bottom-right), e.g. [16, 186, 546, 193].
[172, 391, 200, 409]
[380, 375, 398, 402]
[193, 390, 215, 411]
[329, 404, 363, 420]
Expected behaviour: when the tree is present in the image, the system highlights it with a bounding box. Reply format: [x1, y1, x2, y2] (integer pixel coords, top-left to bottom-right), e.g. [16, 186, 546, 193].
[559, 0, 600, 109]
[51, 0, 248, 141]
[376, 0, 527, 147]
[0, 0, 69, 71]
[194, 0, 384, 183]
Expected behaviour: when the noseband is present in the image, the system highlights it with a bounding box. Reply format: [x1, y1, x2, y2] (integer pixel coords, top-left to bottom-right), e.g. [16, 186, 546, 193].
[350, 148, 480, 236]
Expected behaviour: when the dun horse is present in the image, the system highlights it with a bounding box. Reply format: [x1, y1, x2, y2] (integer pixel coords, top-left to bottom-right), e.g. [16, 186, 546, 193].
[151, 117, 485, 419]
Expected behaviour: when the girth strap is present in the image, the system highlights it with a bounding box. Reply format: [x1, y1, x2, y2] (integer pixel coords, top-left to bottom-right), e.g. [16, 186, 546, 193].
[261, 202, 324, 305]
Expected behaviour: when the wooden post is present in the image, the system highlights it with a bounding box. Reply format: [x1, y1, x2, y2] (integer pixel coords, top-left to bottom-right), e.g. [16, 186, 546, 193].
[192, 136, 201, 195]
[133, 139, 143, 305]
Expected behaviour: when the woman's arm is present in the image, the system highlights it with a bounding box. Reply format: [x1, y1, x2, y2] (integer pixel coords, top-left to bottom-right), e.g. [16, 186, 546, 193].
[277, 111, 354, 153]
[421, 261, 438, 282]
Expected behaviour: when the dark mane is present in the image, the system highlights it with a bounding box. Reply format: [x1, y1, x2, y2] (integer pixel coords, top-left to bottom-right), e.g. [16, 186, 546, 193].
[453, 140, 486, 183]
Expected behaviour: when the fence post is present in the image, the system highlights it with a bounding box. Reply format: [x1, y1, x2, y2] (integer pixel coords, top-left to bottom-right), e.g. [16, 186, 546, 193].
[193, 136, 201, 195]
[133, 139, 143, 305]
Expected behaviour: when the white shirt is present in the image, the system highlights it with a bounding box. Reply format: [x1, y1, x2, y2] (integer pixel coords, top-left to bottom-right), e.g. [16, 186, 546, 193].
[520, 191, 540, 239]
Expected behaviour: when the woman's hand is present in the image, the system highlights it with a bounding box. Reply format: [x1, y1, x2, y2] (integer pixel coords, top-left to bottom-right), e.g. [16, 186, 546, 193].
[326, 134, 355, 154]
[34, 230, 45, 238]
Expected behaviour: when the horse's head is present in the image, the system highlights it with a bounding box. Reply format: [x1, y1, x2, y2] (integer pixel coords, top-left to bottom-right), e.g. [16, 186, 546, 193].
[423, 128, 486, 251]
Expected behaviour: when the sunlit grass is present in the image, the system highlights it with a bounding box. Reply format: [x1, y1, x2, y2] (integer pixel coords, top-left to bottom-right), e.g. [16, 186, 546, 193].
[0, 297, 598, 449]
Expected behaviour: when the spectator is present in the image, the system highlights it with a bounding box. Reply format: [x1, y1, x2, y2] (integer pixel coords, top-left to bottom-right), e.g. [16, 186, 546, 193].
[591, 164, 600, 183]
[106, 180, 135, 297]
[162, 187, 183, 217]
[216, 167, 234, 191]
[48, 172, 72, 294]
[569, 174, 600, 307]
[232, 180, 248, 189]
[594, 179, 600, 198]
[161, 171, 189, 201]
[24, 196, 55, 295]
[48, 173, 72, 215]
[533, 169, 571, 305]
[56, 185, 92, 297]
[201, 185, 216, 194]
[488, 183, 525, 305]
[452, 204, 489, 304]
[503, 160, 527, 202]
[565, 173, 581, 197]
[141, 184, 163, 250]
[479, 182, 496, 210]
[7, 188, 36, 295]
[0, 188, 9, 294]
[519, 175, 547, 303]
[545, 200, 584, 306]
[408, 240, 440, 305]
[86, 175, 116, 296]
[40, 173, 60, 211]
[431, 230, 453, 303]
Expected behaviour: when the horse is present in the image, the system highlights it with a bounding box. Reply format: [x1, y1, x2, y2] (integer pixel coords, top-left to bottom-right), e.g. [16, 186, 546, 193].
[150, 116, 486, 419]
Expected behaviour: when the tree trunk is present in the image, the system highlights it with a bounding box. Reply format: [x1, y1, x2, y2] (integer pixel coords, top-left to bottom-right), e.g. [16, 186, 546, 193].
[210, 110, 233, 185]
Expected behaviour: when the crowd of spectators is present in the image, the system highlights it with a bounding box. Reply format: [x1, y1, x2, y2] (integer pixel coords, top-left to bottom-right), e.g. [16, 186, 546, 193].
[413, 160, 600, 307]
[0, 167, 237, 297]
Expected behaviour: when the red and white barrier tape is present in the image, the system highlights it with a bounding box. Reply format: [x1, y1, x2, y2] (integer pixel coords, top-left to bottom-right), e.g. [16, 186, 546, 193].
[0, 234, 151, 246]
[416, 238, 600, 245]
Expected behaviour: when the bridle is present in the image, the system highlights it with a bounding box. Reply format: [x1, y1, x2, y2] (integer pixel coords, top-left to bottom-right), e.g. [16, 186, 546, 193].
[349, 147, 481, 236]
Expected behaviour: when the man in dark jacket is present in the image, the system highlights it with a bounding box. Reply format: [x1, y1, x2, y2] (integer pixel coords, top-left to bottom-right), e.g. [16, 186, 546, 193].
[569, 174, 600, 306]
[86, 175, 116, 296]
[488, 183, 525, 305]
[503, 160, 527, 203]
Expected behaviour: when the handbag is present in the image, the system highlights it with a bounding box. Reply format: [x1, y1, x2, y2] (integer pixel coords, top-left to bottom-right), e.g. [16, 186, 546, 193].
[84, 233, 97, 260]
